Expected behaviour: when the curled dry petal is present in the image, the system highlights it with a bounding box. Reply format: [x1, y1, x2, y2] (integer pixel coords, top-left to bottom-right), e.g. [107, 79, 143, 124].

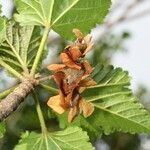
[73, 29, 84, 41]
[59, 90, 66, 108]
[47, 29, 96, 123]
[68, 46, 82, 61]
[84, 34, 92, 44]
[81, 60, 93, 80]
[47, 95, 65, 114]
[64, 92, 73, 108]
[79, 99, 94, 118]
[79, 77, 97, 87]
[60, 53, 81, 70]
[83, 43, 94, 55]
[53, 72, 66, 87]
[78, 87, 86, 94]
[68, 106, 78, 123]
[47, 64, 66, 71]
[83, 35, 93, 55]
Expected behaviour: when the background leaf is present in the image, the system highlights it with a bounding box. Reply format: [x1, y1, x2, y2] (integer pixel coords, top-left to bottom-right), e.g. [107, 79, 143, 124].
[14, 127, 93, 150]
[14, 0, 111, 39]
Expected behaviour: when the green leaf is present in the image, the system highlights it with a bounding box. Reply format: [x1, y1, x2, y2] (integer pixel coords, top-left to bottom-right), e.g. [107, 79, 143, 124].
[82, 65, 150, 134]
[57, 113, 102, 141]
[0, 19, 42, 73]
[0, 17, 6, 43]
[0, 122, 6, 138]
[14, 0, 111, 39]
[14, 127, 93, 150]
[57, 65, 150, 138]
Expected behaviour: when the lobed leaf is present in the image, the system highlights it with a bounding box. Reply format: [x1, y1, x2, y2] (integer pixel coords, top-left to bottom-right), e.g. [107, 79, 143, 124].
[14, 0, 111, 39]
[81, 64, 150, 134]
[14, 127, 93, 150]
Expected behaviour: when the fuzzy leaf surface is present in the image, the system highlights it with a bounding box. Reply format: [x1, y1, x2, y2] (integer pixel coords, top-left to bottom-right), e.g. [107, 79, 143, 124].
[0, 19, 42, 73]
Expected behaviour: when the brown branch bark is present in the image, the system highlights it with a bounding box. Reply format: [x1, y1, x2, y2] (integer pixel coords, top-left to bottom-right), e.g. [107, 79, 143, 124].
[0, 79, 38, 121]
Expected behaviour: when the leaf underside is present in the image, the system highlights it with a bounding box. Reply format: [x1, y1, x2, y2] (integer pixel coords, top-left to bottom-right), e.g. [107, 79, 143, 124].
[14, 127, 93, 150]
[0, 20, 42, 73]
[14, 0, 111, 39]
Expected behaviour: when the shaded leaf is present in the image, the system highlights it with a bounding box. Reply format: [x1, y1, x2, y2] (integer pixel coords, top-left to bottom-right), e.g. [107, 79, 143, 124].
[14, 127, 93, 150]
[0, 122, 6, 138]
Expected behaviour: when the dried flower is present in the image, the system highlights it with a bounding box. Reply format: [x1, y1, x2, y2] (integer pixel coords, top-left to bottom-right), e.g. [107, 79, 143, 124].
[47, 29, 96, 123]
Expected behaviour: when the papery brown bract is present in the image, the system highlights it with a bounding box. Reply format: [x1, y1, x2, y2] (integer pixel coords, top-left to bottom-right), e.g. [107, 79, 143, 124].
[47, 29, 96, 122]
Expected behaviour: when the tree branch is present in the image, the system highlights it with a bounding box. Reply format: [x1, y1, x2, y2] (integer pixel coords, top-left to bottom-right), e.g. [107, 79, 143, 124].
[0, 79, 38, 121]
[0, 74, 56, 121]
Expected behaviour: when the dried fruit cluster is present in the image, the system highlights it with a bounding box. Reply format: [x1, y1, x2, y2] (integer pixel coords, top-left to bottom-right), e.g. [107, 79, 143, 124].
[47, 29, 96, 122]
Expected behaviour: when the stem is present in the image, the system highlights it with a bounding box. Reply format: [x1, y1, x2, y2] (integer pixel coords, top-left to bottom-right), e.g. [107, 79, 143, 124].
[32, 91, 47, 134]
[0, 86, 17, 100]
[0, 59, 23, 80]
[30, 27, 50, 76]
[40, 84, 59, 95]
[38, 76, 52, 82]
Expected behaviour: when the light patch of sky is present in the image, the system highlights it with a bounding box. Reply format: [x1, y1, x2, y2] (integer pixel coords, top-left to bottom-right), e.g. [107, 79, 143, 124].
[111, 1, 150, 91]
[92, 0, 150, 91]
[0, 0, 13, 18]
